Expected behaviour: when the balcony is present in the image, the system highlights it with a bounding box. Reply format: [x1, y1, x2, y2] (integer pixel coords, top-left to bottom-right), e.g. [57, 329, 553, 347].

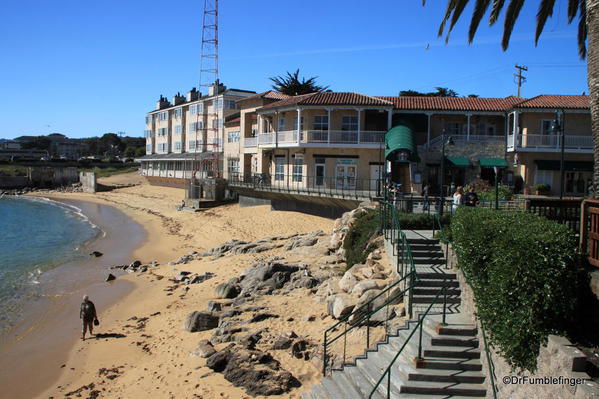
[507, 133, 593, 153]
[420, 134, 504, 151]
[256, 130, 385, 148]
[244, 137, 257, 148]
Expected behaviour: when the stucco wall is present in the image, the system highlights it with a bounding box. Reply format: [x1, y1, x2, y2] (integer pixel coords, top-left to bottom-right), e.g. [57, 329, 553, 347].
[79, 172, 97, 193]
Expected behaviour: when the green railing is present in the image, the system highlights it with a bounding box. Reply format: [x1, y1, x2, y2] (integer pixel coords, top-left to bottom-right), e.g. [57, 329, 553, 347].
[321, 200, 419, 376]
[368, 286, 449, 398]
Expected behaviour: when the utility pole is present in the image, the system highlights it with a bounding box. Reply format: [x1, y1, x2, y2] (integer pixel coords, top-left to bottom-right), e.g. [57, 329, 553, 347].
[514, 64, 528, 97]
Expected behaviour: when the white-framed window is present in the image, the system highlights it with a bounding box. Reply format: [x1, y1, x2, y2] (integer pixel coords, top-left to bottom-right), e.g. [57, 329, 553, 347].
[342, 116, 358, 131]
[174, 108, 183, 119]
[215, 98, 224, 110]
[144, 129, 153, 138]
[227, 158, 240, 175]
[292, 155, 303, 182]
[293, 116, 304, 130]
[313, 115, 328, 131]
[541, 119, 553, 135]
[159, 112, 168, 121]
[145, 115, 153, 124]
[227, 131, 240, 143]
[146, 144, 152, 153]
[158, 128, 168, 137]
[188, 140, 203, 150]
[157, 143, 168, 153]
[278, 118, 285, 131]
[175, 125, 182, 134]
[212, 118, 223, 129]
[198, 103, 204, 113]
[174, 141, 182, 150]
[274, 157, 285, 181]
[189, 105, 196, 115]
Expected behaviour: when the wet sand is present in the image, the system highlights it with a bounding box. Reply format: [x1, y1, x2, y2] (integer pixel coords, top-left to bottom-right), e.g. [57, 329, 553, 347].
[0, 199, 146, 399]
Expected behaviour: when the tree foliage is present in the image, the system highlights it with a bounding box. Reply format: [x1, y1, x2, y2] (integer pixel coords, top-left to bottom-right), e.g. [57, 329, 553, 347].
[399, 87, 460, 97]
[426, 0, 588, 59]
[270, 69, 329, 95]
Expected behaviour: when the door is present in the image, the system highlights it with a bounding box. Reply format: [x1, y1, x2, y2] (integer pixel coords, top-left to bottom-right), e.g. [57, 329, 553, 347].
[315, 163, 325, 188]
[336, 165, 357, 190]
[370, 164, 382, 191]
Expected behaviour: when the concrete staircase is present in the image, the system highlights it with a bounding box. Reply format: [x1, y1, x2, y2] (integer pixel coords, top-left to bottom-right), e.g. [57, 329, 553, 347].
[303, 233, 488, 398]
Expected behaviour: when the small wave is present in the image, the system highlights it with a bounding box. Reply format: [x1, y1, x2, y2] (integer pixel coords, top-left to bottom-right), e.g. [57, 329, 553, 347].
[22, 197, 101, 232]
[27, 268, 42, 285]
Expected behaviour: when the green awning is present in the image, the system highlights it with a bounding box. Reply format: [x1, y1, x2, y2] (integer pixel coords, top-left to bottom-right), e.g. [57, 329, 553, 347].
[535, 160, 594, 171]
[385, 123, 415, 161]
[479, 158, 509, 168]
[446, 156, 471, 167]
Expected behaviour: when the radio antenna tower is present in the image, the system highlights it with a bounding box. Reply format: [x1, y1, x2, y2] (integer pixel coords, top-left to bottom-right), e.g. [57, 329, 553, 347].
[193, 0, 220, 181]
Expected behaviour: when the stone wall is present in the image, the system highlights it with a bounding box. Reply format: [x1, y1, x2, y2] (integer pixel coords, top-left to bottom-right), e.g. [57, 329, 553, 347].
[447, 244, 599, 398]
[79, 172, 97, 193]
[0, 176, 29, 189]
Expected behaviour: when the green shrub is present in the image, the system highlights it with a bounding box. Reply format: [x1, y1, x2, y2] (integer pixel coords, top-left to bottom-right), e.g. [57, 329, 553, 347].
[343, 209, 380, 269]
[477, 184, 513, 201]
[393, 212, 451, 230]
[451, 207, 585, 372]
[533, 183, 551, 192]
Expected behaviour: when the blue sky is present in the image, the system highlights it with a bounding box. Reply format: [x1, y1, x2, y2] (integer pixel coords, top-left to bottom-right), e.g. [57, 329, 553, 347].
[0, 0, 588, 139]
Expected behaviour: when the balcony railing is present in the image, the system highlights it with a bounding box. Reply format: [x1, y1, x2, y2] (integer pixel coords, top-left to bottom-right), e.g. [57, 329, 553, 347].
[422, 134, 504, 150]
[244, 137, 257, 148]
[256, 130, 385, 147]
[507, 133, 593, 151]
[228, 172, 382, 200]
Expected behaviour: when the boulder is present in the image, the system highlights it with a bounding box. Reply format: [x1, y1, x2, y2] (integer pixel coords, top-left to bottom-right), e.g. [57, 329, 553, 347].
[90, 251, 103, 257]
[283, 236, 318, 251]
[190, 272, 215, 284]
[272, 331, 298, 350]
[207, 301, 222, 312]
[183, 311, 220, 332]
[249, 313, 279, 323]
[105, 273, 116, 282]
[361, 267, 375, 279]
[214, 282, 241, 299]
[332, 295, 356, 319]
[191, 339, 216, 358]
[351, 280, 379, 297]
[338, 270, 359, 293]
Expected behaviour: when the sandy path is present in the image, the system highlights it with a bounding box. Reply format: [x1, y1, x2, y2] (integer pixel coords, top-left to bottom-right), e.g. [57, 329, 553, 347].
[28, 172, 336, 399]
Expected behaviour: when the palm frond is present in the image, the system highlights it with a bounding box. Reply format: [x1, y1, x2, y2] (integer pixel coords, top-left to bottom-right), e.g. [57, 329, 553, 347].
[502, 0, 525, 51]
[489, 0, 506, 25]
[438, 0, 459, 37]
[535, 0, 556, 45]
[446, 0, 472, 42]
[577, 0, 587, 59]
[567, 0, 581, 23]
[469, 0, 492, 42]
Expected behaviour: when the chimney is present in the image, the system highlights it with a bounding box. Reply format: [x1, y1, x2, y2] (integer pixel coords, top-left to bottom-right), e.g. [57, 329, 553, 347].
[156, 95, 171, 110]
[208, 80, 226, 96]
[187, 88, 199, 102]
[172, 92, 186, 105]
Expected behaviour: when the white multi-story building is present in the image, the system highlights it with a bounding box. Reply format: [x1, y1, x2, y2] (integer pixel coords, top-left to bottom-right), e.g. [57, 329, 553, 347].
[139, 81, 255, 186]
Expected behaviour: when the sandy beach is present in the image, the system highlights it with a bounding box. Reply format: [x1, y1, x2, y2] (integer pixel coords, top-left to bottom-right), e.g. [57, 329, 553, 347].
[5, 172, 348, 399]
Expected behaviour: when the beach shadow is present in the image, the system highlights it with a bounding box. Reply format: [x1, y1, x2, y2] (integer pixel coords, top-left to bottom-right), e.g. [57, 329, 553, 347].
[94, 333, 126, 339]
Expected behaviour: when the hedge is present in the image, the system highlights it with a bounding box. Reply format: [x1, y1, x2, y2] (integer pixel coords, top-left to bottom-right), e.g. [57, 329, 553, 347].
[395, 212, 451, 230]
[451, 207, 585, 371]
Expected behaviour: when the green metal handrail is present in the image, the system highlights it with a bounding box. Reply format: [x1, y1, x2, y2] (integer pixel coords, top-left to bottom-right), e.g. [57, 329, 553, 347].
[368, 286, 448, 398]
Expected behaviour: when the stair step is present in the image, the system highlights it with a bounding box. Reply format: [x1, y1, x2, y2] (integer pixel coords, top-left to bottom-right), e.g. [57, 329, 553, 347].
[344, 365, 378, 398]
[400, 381, 486, 397]
[437, 325, 478, 337]
[310, 384, 329, 399]
[413, 288, 461, 296]
[410, 250, 444, 257]
[408, 370, 485, 384]
[416, 280, 459, 288]
[320, 378, 346, 399]
[322, 374, 362, 399]
[412, 296, 461, 304]
[432, 337, 479, 348]
[415, 272, 456, 280]
[407, 238, 439, 245]
[415, 357, 482, 371]
[423, 346, 481, 359]
[413, 258, 445, 265]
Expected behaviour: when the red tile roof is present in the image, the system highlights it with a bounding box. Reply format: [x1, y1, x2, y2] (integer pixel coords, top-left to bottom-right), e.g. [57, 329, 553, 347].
[376, 96, 523, 112]
[236, 90, 291, 103]
[513, 95, 589, 109]
[260, 92, 394, 110]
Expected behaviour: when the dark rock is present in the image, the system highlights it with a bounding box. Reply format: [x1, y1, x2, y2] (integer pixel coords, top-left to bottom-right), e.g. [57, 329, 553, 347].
[249, 313, 279, 323]
[105, 274, 116, 282]
[191, 339, 217, 358]
[221, 309, 242, 318]
[90, 251, 103, 257]
[130, 260, 142, 268]
[190, 272, 215, 284]
[139, 266, 148, 273]
[272, 331, 298, 350]
[214, 282, 241, 299]
[183, 311, 220, 332]
[207, 301, 222, 312]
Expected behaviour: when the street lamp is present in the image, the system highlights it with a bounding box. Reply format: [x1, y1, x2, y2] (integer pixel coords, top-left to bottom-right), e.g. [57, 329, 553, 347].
[551, 110, 565, 199]
[439, 134, 455, 216]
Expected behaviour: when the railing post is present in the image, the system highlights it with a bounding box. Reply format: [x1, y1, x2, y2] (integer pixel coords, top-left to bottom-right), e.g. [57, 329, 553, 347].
[442, 286, 447, 326]
[322, 333, 327, 376]
[366, 305, 371, 349]
[343, 321, 348, 365]
[417, 314, 423, 360]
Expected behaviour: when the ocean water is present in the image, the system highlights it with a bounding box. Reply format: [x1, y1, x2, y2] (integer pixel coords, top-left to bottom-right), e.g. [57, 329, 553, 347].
[0, 197, 100, 333]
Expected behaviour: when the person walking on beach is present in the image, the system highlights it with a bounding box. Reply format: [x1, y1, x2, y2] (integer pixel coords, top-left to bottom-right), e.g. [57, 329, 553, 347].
[80, 295, 98, 341]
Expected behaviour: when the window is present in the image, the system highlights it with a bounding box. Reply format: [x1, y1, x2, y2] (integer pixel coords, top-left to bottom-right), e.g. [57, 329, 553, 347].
[227, 131, 240, 143]
[157, 143, 168, 153]
[175, 141, 182, 150]
[275, 157, 285, 181]
[189, 105, 196, 115]
[278, 118, 285, 131]
[541, 120, 553, 135]
[198, 103, 204, 113]
[212, 118, 223, 129]
[313, 115, 328, 131]
[293, 116, 304, 131]
[342, 116, 358, 131]
[144, 129, 153, 138]
[188, 140, 203, 150]
[225, 99, 237, 110]
[292, 155, 303, 182]
[174, 108, 183, 119]
[189, 122, 204, 132]
[175, 125, 182, 134]
[215, 98, 224, 110]
[159, 112, 168, 121]
[158, 128, 168, 137]
[145, 115, 153, 124]
[227, 158, 240, 175]
[146, 144, 152, 153]
[534, 169, 554, 186]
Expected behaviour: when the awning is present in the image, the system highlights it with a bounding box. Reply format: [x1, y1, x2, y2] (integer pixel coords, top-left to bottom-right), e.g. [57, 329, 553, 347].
[385, 122, 416, 161]
[446, 156, 471, 167]
[479, 158, 509, 168]
[535, 160, 594, 171]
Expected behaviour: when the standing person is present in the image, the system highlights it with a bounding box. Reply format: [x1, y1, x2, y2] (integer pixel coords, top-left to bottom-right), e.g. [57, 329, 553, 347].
[452, 186, 464, 211]
[80, 295, 98, 341]
[449, 182, 456, 198]
[421, 183, 430, 212]
[464, 186, 479, 207]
